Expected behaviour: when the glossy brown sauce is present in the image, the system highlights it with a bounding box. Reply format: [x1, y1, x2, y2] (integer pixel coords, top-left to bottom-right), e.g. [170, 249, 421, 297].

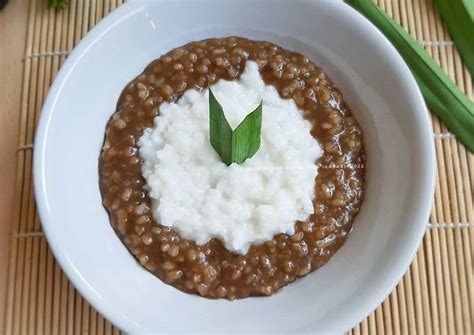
[99, 37, 365, 299]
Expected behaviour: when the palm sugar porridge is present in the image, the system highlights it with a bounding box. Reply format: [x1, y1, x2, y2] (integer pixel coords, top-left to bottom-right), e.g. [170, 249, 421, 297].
[99, 37, 365, 300]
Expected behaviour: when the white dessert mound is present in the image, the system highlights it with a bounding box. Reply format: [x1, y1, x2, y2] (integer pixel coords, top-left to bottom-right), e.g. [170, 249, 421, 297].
[138, 61, 322, 254]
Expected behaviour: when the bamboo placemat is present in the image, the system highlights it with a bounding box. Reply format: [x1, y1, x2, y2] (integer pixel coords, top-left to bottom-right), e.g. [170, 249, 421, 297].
[3, 0, 473, 333]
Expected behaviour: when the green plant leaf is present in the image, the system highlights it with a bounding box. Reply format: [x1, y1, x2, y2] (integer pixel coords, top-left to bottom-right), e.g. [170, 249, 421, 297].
[209, 89, 262, 165]
[462, 0, 474, 21]
[232, 102, 262, 164]
[433, 0, 474, 78]
[209, 89, 233, 165]
[48, 0, 68, 9]
[346, 0, 474, 152]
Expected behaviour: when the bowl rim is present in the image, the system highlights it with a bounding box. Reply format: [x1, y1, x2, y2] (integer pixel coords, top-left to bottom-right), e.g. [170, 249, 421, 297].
[33, 0, 436, 332]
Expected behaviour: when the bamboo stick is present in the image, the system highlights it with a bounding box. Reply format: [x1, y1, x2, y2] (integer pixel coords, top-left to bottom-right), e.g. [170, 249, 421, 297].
[12, 0, 45, 333]
[66, 280, 75, 335]
[381, 299, 392, 334]
[59, 271, 68, 334]
[43, 245, 55, 333]
[66, 0, 77, 55]
[74, 290, 82, 334]
[97, 314, 105, 334]
[389, 291, 400, 335]
[423, 228, 440, 334]
[395, 280, 408, 334]
[360, 318, 369, 335]
[25, 226, 41, 333]
[409, 257, 425, 334]
[352, 323, 360, 335]
[34, 236, 48, 334]
[3, 0, 37, 330]
[402, 271, 417, 333]
[103, 0, 110, 17]
[96, 0, 104, 24]
[51, 261, 62, 335]
[105, 318, 113, 335]
[368, 312, 376, 334]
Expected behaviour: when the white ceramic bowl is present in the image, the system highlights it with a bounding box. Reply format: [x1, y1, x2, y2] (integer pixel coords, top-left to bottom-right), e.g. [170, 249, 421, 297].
[34, 0, 435, 333]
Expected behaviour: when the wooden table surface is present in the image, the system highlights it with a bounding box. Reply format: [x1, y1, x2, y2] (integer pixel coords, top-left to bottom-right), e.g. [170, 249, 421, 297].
[0, 0, 29, 329]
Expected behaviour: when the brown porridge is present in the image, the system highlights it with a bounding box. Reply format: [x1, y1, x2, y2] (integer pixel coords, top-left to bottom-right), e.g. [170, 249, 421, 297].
[99, 37, 365, 300]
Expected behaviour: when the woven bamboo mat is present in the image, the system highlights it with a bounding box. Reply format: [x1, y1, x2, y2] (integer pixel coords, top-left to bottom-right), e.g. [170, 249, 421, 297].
[3, 0, 473, 333]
